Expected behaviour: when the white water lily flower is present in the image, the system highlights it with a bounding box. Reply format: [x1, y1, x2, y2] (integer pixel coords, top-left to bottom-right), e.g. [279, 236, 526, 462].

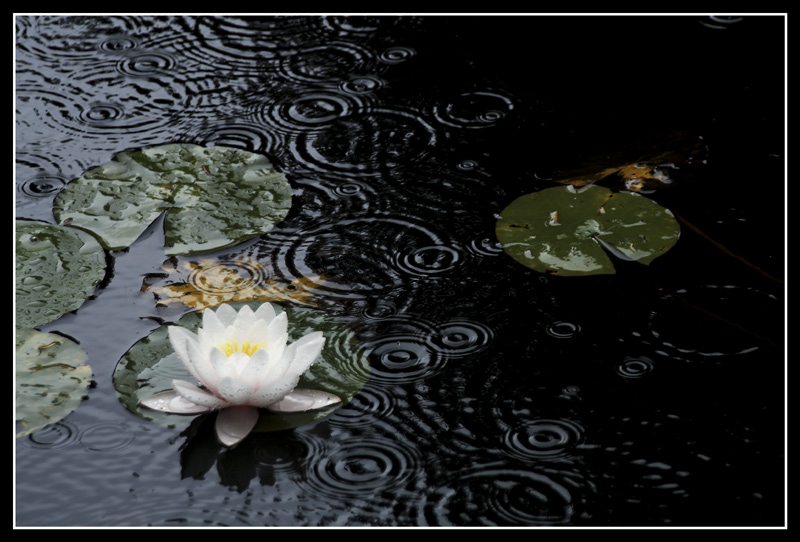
[140, 303, 341, 446]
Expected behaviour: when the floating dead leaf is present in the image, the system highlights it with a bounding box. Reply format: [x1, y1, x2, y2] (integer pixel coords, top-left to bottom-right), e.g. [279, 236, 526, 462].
[141, 256, 321, 311]
[553, 131, 707, 192]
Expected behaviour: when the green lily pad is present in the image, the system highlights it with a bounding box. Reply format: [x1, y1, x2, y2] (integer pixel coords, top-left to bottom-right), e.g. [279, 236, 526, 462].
[52, 144, 293, 256]
[15, 219, 107, 328]
[496, 185, 680, 276]
[16, 328, 93, 438]
[113, 302, 370, 433]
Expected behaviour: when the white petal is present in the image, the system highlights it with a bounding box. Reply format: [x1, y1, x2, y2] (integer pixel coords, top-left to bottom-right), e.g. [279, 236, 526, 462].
[243, 317, 271, 346]
[196, 326, 214, 353]
[284, 331, 326, 378]
[254, 302, 277, 324]
[227, 351, 252, 376]
[236, 303, 255, 318]
[202, 306, 226, 338]
[254, 333, 324, 400]
[167, 326, 201, 380]
[214, 304, 239, 328]
[216, 376, 254, 405]
[185, 332, 218, 389]
[209, 345, 235, 381]
[242, 314, 269, 336]
[224, 324, 240, 344]
[262, 332, 288, 378]
[262, 341, 295, 381]
[262, 331, 322, 383]
[215, 406, 259, 447]
[233, 304, 256, 330]
[266, 389, 342, 413]
[172, 379, 229, 409]
[247, 373, 301, 407]
[239, 346, 271, 383]
[267, 311, 288, 345]
[139, 389, 213, 414]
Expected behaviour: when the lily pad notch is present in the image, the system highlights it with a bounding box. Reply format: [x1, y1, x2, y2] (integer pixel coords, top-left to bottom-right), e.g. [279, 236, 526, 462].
[496, 184, 680, 276]
[53, 143, 293, 256]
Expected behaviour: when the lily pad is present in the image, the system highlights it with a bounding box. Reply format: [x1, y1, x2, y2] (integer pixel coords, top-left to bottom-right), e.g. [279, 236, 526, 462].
[113, 302, 370, 433]
[496, 185, 680, 276]
[52, 143, 293, 255]
[15, 219, 107, 328]
[16, 328, 93, 438]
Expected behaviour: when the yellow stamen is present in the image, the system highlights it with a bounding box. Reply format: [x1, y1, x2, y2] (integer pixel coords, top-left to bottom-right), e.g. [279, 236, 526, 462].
[219, 340, 265, 357]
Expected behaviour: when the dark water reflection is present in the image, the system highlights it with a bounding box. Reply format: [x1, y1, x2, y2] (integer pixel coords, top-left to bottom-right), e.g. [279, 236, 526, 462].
[15, 15, 785, 527]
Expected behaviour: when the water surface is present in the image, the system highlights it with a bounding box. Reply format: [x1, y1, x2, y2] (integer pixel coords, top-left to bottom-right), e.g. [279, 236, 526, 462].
[15, 15, 785, 527]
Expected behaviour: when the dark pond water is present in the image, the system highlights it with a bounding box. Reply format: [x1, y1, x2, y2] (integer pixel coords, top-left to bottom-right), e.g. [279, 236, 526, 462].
[15, 15, 785, 527]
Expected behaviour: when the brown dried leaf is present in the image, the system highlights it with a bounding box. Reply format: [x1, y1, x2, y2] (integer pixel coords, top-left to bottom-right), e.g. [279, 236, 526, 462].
[141, 256, 320, 310]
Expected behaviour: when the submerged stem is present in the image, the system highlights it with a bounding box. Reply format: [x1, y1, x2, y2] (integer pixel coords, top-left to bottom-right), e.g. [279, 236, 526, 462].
[672, 211, 783, 285]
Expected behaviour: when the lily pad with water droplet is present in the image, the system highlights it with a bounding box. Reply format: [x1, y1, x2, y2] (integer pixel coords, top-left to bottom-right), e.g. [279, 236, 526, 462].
[16, 328, 93, 438]
[15, 219, 107, 328]
[52, 144, 293, 255]
[496, 185, 680, 276]
[113, 302, 370, 433]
